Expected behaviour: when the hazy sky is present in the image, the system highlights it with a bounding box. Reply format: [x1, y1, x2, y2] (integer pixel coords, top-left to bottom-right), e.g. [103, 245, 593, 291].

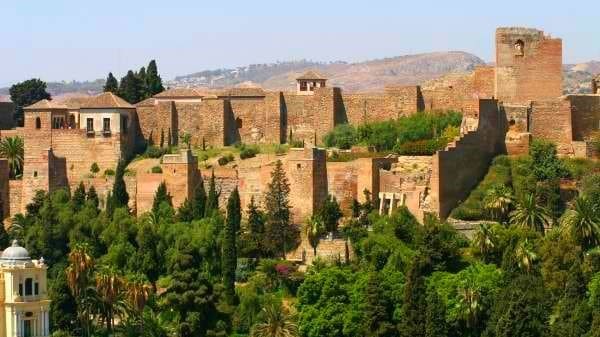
[1, 0, 599, 87]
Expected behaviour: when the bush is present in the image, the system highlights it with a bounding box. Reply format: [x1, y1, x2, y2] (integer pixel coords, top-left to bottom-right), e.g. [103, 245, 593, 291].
[90, 163, 100, 174]
[395, 138, 445, 155]
[239, 145, 259, 159]
[218, 153, 235, 166]
[322, 124, 357, 149]
[151, 166, 163, 174]
[289, 139, 304, 148]
[145, 146, 165, 159]
[104, 168, 115, 176]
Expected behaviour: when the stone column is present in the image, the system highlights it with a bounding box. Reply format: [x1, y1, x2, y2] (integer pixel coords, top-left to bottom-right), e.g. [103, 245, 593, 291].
[378, 193, 385, 215]
[388, 193, 395, 215]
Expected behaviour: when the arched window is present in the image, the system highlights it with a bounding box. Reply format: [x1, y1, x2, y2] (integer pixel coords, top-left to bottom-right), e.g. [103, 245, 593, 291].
[35, 117, 41, 129]
[514, 39, 525, 56]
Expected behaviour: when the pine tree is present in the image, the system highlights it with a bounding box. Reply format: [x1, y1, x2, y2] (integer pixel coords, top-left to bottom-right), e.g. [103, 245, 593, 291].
[178, 198, 194, 222]
[103, 72, 119, 93]
[9, 78, 51, 126]
[112, 160, 129, 210]
[264, 160, 292, 258]
[137, 67, 149, 100]
[118, 70, 143, 104]
[192, 180, 207, 220]
[152, 182, 172, 215]
[72, 182, 86, 211]
[86, 185, 99, 210]
[205, 171, 219, 216]
[146, 60, 165, 96]
[363, 272, 397, 337]
[105, 191, 115, 217]
[224, 188, 240, 304]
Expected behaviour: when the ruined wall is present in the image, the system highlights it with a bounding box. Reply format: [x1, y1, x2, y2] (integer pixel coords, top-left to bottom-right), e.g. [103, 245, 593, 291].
[431, 99, 506, 218]
[495, 27, 562, 104]
[530, 98, 573, 154]
[568, 95, 600, 141]
[421, 66, 495, 115]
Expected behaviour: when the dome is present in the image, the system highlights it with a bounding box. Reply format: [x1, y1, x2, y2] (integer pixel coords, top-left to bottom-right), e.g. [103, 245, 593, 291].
[0, 240, 31, 262]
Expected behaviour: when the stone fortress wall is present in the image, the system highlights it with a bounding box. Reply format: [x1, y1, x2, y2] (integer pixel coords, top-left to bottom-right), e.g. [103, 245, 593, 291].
[0, 26, 599, 224]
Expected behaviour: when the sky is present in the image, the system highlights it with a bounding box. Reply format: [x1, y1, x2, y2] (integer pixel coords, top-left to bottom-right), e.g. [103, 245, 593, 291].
[1, 0, 599, 87]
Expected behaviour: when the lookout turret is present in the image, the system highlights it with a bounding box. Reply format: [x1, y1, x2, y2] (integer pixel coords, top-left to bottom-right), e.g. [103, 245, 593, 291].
[296, 71, 327, 95]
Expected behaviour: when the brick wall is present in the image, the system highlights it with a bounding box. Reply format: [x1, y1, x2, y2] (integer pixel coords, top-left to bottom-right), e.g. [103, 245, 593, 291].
[495, 27, 562, 104]
[162, 150, 199, 209]
[7, 180, 22, 221]
[431, 99, 506, 218]
[568, 95, 600, 141]
[530, 98, 573, 154]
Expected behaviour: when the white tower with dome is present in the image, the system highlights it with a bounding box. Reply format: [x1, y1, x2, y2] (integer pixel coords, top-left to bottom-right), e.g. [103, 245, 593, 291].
[0, 240, 50, 337]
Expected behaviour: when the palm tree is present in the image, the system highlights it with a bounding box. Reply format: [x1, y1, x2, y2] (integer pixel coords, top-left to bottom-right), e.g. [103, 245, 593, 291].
[305, 215, 325, 257]
[472, 223, 497, 262]
[457, 285, 482, 330]
[251, 304, 298, 337]
[560, 196, 600, 250]
[483, 185, 513, 221]
[0, 136, 24, 179]
[509, 194, 551, 234]
[124, 274, 153, 334]
[514, 238, 537, 274]
[66, 243, 94, 336]
[95, 267, 126, 331]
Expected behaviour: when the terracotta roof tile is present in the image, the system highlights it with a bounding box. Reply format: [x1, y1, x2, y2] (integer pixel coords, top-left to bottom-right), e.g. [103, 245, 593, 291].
[24, 99, 68, 110]
[136, 98, 156, 107]
[153, 88, 207, 98]
[81, 92, 134, 109]
[56, 96, 92, 109]
[297, 70, 327, 80]
[219, 87, 266, 97]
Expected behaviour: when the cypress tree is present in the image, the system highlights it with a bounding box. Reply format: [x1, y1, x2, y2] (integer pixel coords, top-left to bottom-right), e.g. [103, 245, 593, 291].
[364, 272, 397, 337]
[178, 198, 194, 222]
[112, 161, 129, 210]
[264, 160, 291, 258]
[224, 188, 240, 304]
[118, 70, 143, 104]
[146, 60, 165, 96]
[425, 289, 448, 337]
[192, 180, 207, 220]
[351, 199, 361, 218]
[205, 171, 219, 216]
[105, 191, 115, 217]
[318, 195, 343, 233]
[72, 182, 86, 211]
[137, 67, 149, 99]
[399, 256, 429, 337]
[246, 196, 265, 258]
[87, 185, 99, 210]
[152, 182, 172, 215]
[103, 72, 119, 93]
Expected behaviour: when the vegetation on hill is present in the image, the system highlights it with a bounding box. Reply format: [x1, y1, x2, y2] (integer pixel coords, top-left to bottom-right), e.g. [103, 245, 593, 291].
[323, 111, 461, 155]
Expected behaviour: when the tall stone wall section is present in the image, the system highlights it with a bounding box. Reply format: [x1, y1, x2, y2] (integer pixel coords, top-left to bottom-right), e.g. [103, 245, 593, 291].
[431, 99, 506, 218]
[530, 98, 573, 154]
[567, 95, 600, 142]
[495, 28, 562, 104]
[287, 148, 327, 223]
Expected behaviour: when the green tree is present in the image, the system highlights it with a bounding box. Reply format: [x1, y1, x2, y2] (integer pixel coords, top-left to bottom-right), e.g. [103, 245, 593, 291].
[137, 66, 148, 99]
[111, 160, 129, 210]
[146, 60, 165, 97]
[86, 185, 99, 210]
[514, 238, 538, 274]
[118, 70, 143, 104]
[548, 262, 592, 337]
[305, 215, 325, 257]
[264, 160, 293, 258]
[472, 223, 497, 263]
[9, 78, 51, 126]
[134, 220, 163, 287]
[65, 244, 94, 336]
[529, 140, 568, 181]
[205, 171, 219, 217]
[241, 196, 266, 259]
[49, 265, 78, 333]
[483, 184, 513, 222]
[0, 224, 9, 249]
[363, 272, 397, 337]
[72, 182, 86, 211]
[425, 289, 447, 337]
[177, 198, 194, 222]
[94, 267, 126, 331]
[398, 256, 430, 337]
[509, 194, 550, 234]
[152, 182, 172, 216]
[0, 136, 24, 179]
[224, 188, 241, 304]
[103, 72, 119, 93]
[318, 195, 343, 233]
[560, 196, 600, 250]
[251, 304, 298, 337]
[192, 180, 207, 220]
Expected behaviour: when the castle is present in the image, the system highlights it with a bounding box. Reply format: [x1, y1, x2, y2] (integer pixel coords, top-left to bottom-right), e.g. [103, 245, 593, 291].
[0, 27, 598, 229]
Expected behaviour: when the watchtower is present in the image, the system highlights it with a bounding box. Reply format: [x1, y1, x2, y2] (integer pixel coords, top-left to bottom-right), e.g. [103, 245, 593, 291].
[296, 71, 327, 95]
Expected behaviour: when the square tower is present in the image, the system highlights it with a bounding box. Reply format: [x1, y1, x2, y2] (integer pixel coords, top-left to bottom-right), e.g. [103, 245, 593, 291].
[495, 27, 562, 104]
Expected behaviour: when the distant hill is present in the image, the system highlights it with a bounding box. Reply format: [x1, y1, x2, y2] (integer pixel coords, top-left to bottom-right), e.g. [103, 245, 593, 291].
[1, 53, 598, 98]
[170, 52, 487, 92]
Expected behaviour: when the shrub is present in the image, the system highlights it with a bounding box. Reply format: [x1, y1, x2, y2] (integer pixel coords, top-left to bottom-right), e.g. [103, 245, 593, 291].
[529, 140, 568, 180]
[151, 166, 163, 174]
[289, 139, 304, 148]
[218, 153, 235, 166]
[239, 145, 259, 159]
[90, 163, 100, 174]
[145, 146, 165, 159]
[104, 168, 115, 176]
[322, 124, 357, 149]
[395, 138, 445, 155]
